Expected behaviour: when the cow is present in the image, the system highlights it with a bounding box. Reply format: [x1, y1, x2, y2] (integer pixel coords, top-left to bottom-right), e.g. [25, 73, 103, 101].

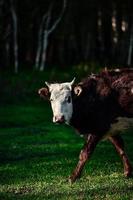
[38, 68, 133, 183]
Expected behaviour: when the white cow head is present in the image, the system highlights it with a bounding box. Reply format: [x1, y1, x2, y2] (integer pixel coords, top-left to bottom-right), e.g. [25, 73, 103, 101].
[38, 78, 75, 124]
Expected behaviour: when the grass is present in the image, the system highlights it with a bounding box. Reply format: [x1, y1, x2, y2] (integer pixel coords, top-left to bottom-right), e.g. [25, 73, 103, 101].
[0, 103, 133, 200]
[0, 69, 133, 199]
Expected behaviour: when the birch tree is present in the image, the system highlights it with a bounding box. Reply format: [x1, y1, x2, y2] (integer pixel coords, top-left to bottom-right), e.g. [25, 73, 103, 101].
[127, 23, 133, 66]
[10, 0, 18, 73]
[35, 12, 49, 70]
[35, 0, 66, 71]
[5, 24, 11, 67]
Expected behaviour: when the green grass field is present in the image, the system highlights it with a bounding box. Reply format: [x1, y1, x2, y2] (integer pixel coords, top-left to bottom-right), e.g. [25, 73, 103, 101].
[0, 102, 133, 200]
[0, 70, 133, 199]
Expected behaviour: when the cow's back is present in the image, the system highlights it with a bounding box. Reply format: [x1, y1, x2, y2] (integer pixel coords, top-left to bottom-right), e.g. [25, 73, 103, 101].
[107, 69, 133, 116]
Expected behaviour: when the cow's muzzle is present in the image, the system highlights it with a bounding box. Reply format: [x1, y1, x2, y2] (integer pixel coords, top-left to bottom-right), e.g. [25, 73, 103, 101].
[53, 115, 65, 124]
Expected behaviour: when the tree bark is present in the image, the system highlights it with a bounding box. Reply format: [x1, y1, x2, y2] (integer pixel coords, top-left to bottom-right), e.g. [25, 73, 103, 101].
[40, 30, 48, 71]
[10, 0, 18, 73]
[35, 13, 48, 70]
[127, 23, 133, 66]
[39, 0, 66, 71]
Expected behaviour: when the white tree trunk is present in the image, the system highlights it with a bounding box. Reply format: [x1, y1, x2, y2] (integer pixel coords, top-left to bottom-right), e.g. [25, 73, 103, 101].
[40, 31, 48, 71]
[35, 27, 42, 70]
[35, 14, 48, 69]
[127, 24, 133, 66]
[6, 41, 10, 67]
[39, 0, 66, 71]
[11, 0, 18, 73]
[39, 4, 52, 71]
[5, 24, 11, 67]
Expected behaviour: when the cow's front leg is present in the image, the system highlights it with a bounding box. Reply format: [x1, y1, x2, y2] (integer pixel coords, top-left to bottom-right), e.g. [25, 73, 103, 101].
[69, 134, 100, 183]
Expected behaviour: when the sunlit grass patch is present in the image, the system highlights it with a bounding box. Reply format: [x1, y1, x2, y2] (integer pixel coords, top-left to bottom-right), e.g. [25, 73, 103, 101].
[0, 104, 133, 200]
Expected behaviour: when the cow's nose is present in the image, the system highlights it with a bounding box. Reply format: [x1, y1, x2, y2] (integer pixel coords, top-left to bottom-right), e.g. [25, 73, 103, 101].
[54, 115, 65, 123]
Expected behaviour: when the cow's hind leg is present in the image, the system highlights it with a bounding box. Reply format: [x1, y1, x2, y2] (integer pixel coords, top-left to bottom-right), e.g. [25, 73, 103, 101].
[69, 134, 100, 183]
[109, 135, 132, 177]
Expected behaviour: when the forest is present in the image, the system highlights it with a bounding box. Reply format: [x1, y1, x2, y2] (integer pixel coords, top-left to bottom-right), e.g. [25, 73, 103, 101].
[1, 1, 133, 199]
[0, 0, 133, 73]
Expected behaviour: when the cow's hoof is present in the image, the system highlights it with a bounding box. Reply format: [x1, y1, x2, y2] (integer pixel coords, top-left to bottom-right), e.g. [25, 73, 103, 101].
[124, 171, 132, 178]
[68, 177, 75, 184]
[68, 173, 82, 184]
[68, 176, 77, 184]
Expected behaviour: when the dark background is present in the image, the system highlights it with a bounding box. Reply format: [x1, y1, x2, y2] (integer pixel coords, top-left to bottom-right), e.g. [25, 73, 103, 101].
[0, 0, 133, 72]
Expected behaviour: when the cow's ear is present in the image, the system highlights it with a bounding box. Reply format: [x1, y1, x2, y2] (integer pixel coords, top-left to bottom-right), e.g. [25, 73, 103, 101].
[74, 86, 82, 96]
[38, 87, 49, 99]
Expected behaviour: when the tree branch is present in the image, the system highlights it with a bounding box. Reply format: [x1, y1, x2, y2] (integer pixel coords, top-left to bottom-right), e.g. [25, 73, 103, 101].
[35, 12, 48, 69]
[45, 2, 53, 30]
[48, 0, 66, 35]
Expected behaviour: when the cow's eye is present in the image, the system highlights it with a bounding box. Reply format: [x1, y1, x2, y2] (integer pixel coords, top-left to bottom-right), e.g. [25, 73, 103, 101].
[50, 98, 53, 102]
[67, 96, 71, 103]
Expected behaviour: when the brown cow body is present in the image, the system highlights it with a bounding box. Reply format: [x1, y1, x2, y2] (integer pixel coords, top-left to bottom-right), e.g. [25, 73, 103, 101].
[38, 68, 133, 183]
[71, 68, 133, 136]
